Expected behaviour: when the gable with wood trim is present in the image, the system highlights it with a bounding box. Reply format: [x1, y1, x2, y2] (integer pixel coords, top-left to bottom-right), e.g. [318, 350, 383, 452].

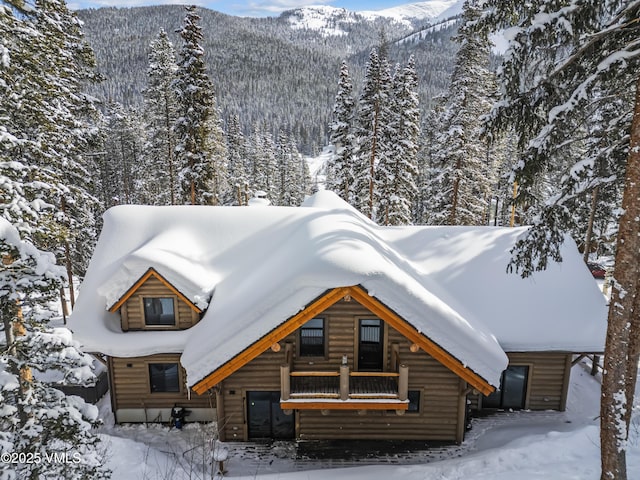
[213, 292, 476, 443]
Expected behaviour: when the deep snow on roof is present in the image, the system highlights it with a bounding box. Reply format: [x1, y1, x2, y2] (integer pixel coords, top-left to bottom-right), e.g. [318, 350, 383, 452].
[68, 191, 607, 389]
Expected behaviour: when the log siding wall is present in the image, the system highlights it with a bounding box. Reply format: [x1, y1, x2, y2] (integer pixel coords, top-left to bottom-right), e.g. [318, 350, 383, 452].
[507, 352, 572, 411]
[120, 276, 200, 331]
[219, 298, 464, 442]
[468, 352, 572, 412]
[109, 354, 213, 417]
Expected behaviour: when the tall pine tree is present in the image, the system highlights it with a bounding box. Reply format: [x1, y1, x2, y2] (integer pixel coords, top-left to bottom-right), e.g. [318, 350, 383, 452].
[425, 0, 494, 226]
[327, 60, 356, 204]
[173, 6, 226, 205]
[141, 29, 179, 206]
[376, 57, 420, 226]
[354, 48, 393, 220]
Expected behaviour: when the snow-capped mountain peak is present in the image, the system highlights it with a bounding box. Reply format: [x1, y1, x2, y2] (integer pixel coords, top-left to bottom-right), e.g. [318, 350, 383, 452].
[361, 0, 463, 23]
[285, 1, 464, 35]
[286, 6, 359, 37]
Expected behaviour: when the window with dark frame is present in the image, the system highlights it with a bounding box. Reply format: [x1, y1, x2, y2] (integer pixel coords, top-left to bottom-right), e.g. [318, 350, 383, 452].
[299, 317, 325, 357]
[407, 390, 421, 413]
[148, 363, 181, 393]
[143, 297, 176, 326]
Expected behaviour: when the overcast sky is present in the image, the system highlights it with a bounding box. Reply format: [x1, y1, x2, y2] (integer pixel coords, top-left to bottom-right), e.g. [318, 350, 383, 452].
[67, 0, 411, 17]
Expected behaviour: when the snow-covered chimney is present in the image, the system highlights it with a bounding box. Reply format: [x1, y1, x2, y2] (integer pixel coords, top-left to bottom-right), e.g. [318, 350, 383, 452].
[247, 190, 271, 206]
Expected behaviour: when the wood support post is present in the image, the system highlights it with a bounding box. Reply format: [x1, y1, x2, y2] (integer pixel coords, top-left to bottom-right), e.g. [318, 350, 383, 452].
[216, 384, 226, 442]
[391, 343, 399, 372]
[398, 364, 408, 401]
[456, 380, 468, 444]
[340, 365, 349, 401]
[284, 342, 293, 370]
[281, 364, 290, 401]
[591, 355, 600, 376]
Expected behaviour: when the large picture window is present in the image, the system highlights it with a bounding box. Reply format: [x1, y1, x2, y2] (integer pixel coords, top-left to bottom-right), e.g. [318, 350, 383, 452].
[483, 365, 529, 410]
[143, 297, 176, 326]
[299, 317, 325, 357]
[148, 363, 181, 393]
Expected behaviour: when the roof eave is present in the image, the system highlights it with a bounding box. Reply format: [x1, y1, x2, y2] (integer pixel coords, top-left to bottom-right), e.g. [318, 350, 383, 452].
[191, 285, 496, 396]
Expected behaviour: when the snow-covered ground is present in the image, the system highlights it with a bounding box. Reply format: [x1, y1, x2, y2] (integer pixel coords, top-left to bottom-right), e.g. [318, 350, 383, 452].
[96, 359, 640, 479]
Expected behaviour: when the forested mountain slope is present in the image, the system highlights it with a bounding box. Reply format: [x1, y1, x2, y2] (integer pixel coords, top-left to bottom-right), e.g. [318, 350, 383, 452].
[78, 4, 460, 152]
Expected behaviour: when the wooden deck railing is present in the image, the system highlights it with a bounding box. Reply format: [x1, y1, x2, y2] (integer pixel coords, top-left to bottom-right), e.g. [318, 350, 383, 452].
[280, 364, 408, 402]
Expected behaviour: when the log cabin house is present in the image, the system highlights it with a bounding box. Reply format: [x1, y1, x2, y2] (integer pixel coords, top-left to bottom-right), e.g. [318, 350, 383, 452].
[68, 191, 607, 443]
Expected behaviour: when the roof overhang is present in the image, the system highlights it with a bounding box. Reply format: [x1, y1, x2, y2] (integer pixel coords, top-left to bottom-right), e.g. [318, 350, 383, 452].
[191, 285, 496, 396]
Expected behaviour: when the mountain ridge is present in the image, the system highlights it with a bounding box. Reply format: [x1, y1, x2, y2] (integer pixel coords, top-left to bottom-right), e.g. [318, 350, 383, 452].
[78, 1, 462, 153]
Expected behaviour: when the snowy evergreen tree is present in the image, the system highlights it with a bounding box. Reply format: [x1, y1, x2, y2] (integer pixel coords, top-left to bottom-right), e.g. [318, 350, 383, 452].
[226, 114, 249, 206]
[247, 122, 278, 203]
[292, 136, 312, 205]
[425, 0, 494, 226]
[353, 48, 393, 220]
[1, 0, 100, 236]
[173, 5, 226, 205]
[276, 130, 294, 207]
[1, 0, 102, 312]
[1, 3, 46, 223]
[100, 103, 144, 206]
[414, 106, 439, 224]
[0, 3, 50, 234]
[276, 130, 310, 206]
[377, 57, 420, 226]
[141, 28, 179, 205]
[327, 60, 356, 204]
[205, 113, 229, 206]
[473, 1, 640, 478]
[0, 218, 110, 479]
[486, 132, 518, 227]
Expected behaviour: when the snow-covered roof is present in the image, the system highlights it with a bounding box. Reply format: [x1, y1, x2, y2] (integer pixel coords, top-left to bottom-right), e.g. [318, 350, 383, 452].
[68, 191, 607, 390]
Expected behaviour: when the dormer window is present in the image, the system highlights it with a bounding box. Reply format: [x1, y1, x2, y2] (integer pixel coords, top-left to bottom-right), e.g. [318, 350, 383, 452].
[143, 297, 176, 326]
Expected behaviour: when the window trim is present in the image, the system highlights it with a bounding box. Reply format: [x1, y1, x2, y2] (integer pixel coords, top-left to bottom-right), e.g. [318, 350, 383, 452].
[354, 316, 387, 372]
[141, 295, 178, 329]
[297, 316, 327, 358]
[147, 362, 183, 394]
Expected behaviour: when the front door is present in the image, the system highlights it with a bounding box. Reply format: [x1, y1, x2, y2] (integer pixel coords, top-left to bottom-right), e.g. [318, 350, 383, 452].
[358, 319, 384, 371]
[247, 391, 294, 440]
